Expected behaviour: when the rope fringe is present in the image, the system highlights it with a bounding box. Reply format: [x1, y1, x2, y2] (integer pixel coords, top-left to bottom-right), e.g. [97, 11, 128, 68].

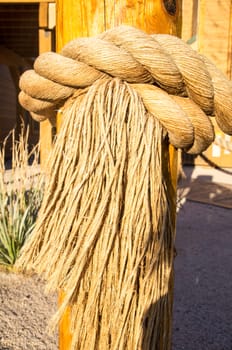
[17, 78, 175, 350]
[17, 25, 232, 350]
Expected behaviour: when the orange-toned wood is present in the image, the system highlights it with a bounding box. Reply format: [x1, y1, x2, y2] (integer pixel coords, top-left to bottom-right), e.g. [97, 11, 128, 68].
[181, 0, 198, 42]
[56, 0, 181, 50]
[39, 3, 54, 167]
[58, 291, 72, 350]
[56, 1, 181, 348]
[198, 0, 232, 76]
[39, 2, 49, 27]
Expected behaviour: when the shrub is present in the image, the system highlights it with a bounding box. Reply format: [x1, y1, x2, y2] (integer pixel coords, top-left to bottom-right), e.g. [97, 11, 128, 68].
[0, 126, 44, 266]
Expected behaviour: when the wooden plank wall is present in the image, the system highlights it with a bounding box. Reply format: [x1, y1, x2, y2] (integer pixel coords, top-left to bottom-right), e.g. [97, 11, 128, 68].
[198, 0, 232, 78]
[39, 3, 56, 165]
[0, 2, 55, 159]
[181, 0, 198, 43]
[182, 0, 232, 77]
[181, 0, 232, 167]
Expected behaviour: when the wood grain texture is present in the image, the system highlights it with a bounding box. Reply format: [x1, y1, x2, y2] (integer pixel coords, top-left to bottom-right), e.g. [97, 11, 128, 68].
[198, 0, 232, 76]
[39, 3, 54, 167]
[56, 0, 181, 50]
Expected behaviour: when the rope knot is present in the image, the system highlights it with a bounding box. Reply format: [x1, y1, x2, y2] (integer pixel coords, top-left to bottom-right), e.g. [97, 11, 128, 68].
[18, 25, 232, 154]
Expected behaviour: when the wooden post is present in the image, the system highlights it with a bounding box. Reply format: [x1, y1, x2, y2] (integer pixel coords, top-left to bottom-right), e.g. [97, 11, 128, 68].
[56, 0, 181, 50]
[181, 0, 198, 42]
[39, 2, 55, 166]
[55, 0, 181, 348]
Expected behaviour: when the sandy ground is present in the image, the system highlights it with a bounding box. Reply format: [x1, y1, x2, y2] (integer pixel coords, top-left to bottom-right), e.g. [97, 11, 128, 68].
[0, 272, 58, 350]
[0, 167, 231, 350]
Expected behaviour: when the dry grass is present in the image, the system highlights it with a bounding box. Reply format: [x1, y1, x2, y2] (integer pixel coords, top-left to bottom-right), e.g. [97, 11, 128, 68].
[0, 125, 44, 266]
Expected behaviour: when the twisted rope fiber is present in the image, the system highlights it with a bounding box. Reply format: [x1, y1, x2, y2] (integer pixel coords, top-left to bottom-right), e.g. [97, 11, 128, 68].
[17, 26, 232, 350]
[18, 78, 174, 350]
[19, 25, 232, 152]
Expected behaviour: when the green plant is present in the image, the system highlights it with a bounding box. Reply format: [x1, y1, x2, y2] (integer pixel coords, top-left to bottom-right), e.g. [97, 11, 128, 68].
[0, 125, 44, 266]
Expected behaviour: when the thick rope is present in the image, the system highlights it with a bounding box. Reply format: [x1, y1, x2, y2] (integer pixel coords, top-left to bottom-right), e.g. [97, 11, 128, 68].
[17, 78, 175, 350]
[19, 25, 232, 155]
[17, 26, 232, 350]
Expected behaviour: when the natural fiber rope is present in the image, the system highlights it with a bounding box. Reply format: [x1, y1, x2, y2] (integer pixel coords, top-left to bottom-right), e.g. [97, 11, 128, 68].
[17, 26, 232, 350]
[18, 78, 175, 350]
[19, 25, 232, 155]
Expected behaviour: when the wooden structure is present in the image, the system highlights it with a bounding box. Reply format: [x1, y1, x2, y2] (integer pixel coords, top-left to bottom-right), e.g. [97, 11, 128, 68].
[182, 0, 232, 77]
[197, 0, 232, 167]
[181, 0, 232, 168]
[198, 0, 232, 78]
[55, 0, 180, 349]
[0, 1, 55, 158]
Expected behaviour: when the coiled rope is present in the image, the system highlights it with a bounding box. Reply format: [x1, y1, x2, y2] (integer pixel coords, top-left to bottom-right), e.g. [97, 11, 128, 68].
[17, 26, 232, 350]
[19, 25, 232, 155]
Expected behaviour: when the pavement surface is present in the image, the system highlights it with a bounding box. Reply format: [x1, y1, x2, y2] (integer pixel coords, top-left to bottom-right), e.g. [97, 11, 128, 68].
[172, 166, 232, 350]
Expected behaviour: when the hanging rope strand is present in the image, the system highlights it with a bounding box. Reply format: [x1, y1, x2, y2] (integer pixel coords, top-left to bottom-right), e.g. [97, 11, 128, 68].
[16, 25, 232, 350]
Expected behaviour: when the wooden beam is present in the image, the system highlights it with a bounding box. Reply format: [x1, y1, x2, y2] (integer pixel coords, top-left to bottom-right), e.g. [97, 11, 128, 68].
[39, 1, 48, 27]
[39, 2, 55, 167]
[181, 0, 198, 42]
[56, 0, 181, 51]
[56, 1, 180, 349]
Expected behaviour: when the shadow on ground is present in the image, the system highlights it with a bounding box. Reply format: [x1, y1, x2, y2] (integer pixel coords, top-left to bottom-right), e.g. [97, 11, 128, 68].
[173, 168, 232, 350]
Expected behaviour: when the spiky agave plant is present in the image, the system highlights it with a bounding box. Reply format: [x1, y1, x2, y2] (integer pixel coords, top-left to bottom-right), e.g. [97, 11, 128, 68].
[0, 125, 44, 266]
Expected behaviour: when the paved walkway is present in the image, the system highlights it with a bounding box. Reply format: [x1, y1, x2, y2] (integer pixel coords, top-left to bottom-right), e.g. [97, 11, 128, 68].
[173, 166, 232, 349]
[178, 165, 232, 209]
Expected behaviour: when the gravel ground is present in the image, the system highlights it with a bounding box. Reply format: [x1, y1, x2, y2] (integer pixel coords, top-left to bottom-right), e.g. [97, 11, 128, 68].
[0, 272, 58, 350]
[0, 199, 231, 349]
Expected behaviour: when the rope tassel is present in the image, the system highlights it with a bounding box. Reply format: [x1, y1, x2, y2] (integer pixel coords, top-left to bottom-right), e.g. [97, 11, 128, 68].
[18, 26, 232, 152]
[17, 25, 232, 350]
[17, 78, 175, 350]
